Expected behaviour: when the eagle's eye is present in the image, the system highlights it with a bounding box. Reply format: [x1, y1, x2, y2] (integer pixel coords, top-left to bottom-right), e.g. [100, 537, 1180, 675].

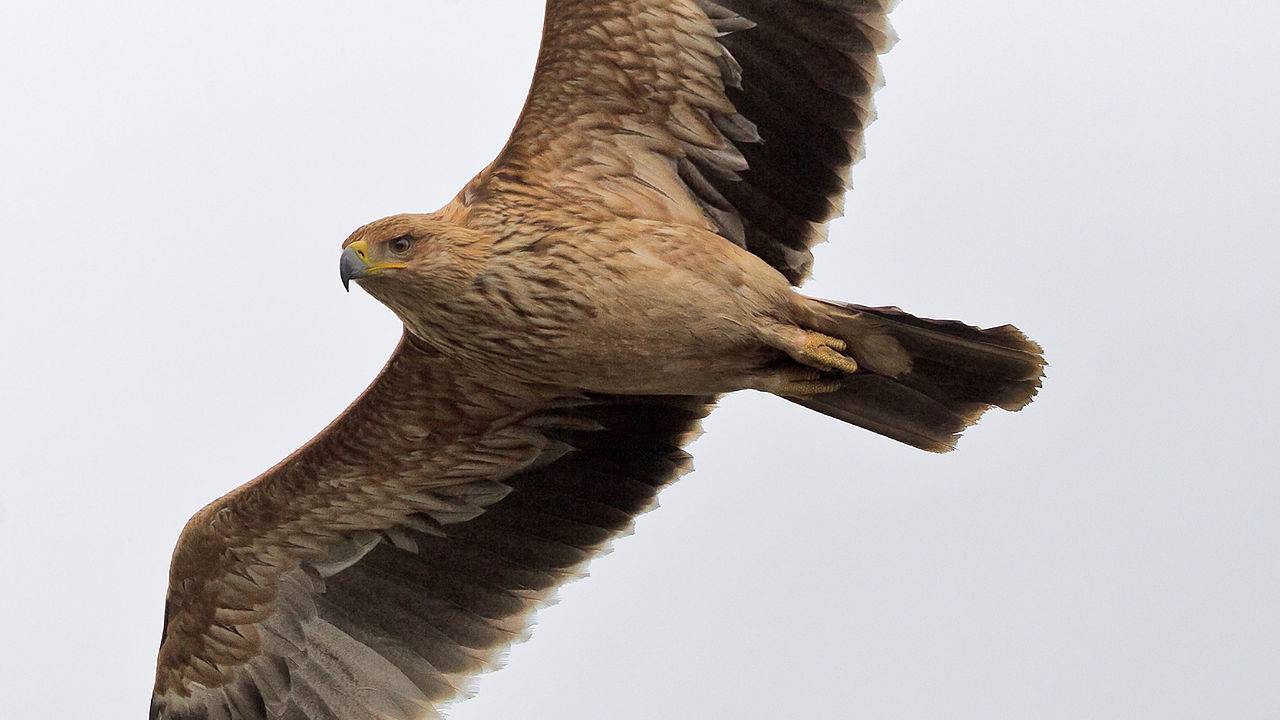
[388, 235, 413, 255]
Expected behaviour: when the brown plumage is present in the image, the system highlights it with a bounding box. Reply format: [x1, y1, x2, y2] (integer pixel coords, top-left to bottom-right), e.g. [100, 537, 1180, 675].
[151, 2, 1046, 718]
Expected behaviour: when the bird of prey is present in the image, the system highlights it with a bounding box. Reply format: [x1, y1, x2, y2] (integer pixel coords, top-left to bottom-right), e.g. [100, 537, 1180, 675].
[150, 2, 1045, 718]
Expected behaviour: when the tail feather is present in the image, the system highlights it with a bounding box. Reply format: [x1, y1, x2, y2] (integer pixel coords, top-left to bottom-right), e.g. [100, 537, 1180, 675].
[792, 301, 1046, 453]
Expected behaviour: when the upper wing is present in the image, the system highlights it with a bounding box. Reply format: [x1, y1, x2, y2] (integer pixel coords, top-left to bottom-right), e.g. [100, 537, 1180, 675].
[462, 0, 897, 283]
[150, 334, 713, 719]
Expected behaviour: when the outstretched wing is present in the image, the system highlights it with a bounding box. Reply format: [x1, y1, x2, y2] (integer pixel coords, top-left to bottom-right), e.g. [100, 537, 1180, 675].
[150, 334, 713, 719]
[463, 0, 897, 283]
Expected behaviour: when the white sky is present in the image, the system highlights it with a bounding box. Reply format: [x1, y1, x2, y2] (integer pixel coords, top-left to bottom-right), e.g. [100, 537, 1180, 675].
[2, 1, 1278, 718]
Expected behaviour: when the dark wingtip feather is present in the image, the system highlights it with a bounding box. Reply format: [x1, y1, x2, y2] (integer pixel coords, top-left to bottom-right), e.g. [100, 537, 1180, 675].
[677, 0, 899, 284]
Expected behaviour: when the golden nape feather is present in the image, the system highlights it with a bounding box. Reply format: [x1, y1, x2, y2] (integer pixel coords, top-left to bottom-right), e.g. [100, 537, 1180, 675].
[152, 2, 1045, 718]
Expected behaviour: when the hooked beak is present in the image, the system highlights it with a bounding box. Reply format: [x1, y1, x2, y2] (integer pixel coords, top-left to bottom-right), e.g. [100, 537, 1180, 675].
[339, 239, 407, 291]
[339, 244, 370, 292]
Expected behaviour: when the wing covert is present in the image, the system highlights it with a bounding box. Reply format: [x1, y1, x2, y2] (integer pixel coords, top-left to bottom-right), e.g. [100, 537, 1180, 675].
[466, 0, 898, 283]
[150, 334, 714, 719]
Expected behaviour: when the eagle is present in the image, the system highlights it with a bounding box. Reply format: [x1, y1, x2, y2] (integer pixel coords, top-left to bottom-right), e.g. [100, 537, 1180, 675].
[150, 2, 1045, 718]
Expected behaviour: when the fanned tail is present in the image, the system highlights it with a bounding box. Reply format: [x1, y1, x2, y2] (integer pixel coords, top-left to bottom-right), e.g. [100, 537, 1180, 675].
[792, 300, 1046, 452]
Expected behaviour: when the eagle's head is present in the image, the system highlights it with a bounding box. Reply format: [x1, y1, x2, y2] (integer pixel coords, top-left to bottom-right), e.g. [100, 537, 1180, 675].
[339, 213, 491, 329]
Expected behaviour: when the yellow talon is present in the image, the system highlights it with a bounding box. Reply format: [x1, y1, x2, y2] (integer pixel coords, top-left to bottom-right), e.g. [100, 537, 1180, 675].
[815, 336, 847, 352]
[757, 365, 843, 396]
[779, 378, 843, 396]
[800, 334, 858, 374]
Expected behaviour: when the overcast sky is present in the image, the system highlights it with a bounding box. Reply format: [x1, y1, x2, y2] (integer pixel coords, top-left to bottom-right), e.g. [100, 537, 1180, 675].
[2, 2, 1278, 718]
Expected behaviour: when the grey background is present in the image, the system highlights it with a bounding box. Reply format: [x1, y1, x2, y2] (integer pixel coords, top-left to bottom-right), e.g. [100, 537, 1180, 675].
[2, 1, 1277, 718]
